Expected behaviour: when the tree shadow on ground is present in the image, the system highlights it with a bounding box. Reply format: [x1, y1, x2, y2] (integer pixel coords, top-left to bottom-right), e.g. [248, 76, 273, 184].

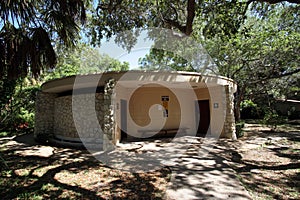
[2, 126, 298, 199]
[0, 133, 169, 199]
[95, 136, 252, 199]
[1, 133, 252, 199]
[216, 126, 300, 199]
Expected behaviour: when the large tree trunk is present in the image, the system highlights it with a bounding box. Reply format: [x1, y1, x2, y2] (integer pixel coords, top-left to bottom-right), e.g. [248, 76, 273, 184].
[0, 78, 18, 131]
[235, 99, 241, 122]
[234, 85, 245, 122]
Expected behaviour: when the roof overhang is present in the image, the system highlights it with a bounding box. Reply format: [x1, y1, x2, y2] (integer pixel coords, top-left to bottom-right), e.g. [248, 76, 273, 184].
[42, 71, 237, 93]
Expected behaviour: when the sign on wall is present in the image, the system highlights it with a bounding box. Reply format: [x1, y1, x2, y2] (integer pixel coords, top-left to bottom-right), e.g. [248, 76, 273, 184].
[161, 96, 169, 117]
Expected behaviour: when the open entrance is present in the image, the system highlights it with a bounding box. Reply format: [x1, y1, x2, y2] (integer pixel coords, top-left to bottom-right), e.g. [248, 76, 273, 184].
[195, 100, 210, 136]
[120, 99, 127, 141]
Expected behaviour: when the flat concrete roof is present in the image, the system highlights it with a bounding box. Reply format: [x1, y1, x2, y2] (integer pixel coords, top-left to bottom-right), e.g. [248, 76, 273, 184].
[42, 71, 237, 93]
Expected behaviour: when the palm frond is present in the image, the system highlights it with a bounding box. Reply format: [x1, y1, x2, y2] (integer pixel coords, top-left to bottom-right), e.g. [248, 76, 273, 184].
[0, 0, 86, 80]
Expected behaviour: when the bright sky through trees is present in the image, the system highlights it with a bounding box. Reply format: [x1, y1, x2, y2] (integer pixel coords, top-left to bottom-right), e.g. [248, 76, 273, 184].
[98, 30, 154, 69]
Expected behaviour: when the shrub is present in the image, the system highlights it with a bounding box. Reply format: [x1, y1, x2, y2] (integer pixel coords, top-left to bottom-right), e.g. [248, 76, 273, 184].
[236, 121, 245, 138]
[240, 100, 263, 119]
[0, 84, 39, 134]
[263, 110, 287, 131]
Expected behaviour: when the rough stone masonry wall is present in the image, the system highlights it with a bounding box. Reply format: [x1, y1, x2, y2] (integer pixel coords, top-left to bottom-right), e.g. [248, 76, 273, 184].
[222, 85, 237, 139]
[34, 92, 57, 142]
[54, 93, 102, 141]
[62, 93, 104, 144]
[102, 79, 116, 144]
[54, 95, 76, 138]
[34, 80, 116, 146]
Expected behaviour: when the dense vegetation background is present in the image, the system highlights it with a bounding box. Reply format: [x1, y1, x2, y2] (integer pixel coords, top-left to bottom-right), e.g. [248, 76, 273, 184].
[0, 0, 299, 136]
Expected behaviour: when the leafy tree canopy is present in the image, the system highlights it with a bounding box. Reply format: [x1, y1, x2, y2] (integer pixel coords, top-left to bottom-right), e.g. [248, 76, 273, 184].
[201, 3, 300, 120]
[0, 0, 86, 131]
[128, 1, 299, 120]
[44, 43, 129, 80]
[0, 0, 86, 80]
[88, 0, 300, 47]
[1, 0, 299, 81]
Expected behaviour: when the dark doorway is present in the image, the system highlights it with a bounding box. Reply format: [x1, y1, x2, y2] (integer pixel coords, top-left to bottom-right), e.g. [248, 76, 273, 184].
[120, 99, 127, 141]
[195, 100, 210, 136]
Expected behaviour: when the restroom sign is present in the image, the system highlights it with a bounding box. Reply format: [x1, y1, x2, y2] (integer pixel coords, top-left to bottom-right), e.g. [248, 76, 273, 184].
[161, 96, 169, 117]
[162, 96, 169, 101]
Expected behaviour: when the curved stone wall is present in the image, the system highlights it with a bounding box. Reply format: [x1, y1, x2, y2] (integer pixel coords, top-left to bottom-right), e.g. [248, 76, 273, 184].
[34, 92, 57, 142]
[54, 93, 105, 142]
[54, 95, 76, 138]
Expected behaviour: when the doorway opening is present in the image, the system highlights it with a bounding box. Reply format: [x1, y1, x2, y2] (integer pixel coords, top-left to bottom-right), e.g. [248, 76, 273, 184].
[195, 100, 210, 136]
[120, 99, 127, 142]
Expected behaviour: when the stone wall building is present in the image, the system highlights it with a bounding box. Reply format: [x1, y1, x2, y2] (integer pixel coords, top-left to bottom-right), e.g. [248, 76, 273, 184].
[34, 71, 237, 148]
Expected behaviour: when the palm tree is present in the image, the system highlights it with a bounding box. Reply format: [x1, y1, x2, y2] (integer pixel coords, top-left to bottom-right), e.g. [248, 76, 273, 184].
[0, 0, 87, 127]
[0, 0, 86, 80]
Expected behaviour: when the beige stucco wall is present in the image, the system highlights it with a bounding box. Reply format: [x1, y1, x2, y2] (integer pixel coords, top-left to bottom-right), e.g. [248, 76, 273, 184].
[129, 86, 181, 129]
[115, 84, 228, 138]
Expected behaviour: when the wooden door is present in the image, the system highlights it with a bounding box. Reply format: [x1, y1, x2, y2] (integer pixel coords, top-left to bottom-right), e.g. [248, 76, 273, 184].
[120, 99, 127, 141]
[195, 100, 210, 136]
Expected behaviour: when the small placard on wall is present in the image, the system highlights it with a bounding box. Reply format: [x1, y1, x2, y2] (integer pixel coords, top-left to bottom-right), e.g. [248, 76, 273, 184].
[214, 103, 219, 108]
[161, 96, 169, 117]
[161, 96, 169, 101]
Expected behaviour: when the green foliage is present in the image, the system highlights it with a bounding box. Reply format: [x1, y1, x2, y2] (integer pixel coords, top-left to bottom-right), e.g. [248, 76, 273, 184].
[0, 132, 9, 137]
[0, 1, 87, 135]
[263, 110, 287, 131]
[201, 3, 300, 120]
[138, 49, 194, 71]
[235, 121, 245, 138]
[0, 0, 86, 81]
[0, 79, 39, 134]
[240, 100, 262, 119]
[43, 43, 129, 80]
[17, 108, 35, 128]
[198, 0, 249, 38]
[0, 78, 18, 118]
[87, 0, 153, 46]
[17, 192, 43, 200]
[241, 100, 257, 109]
[87, 0, 253, 47]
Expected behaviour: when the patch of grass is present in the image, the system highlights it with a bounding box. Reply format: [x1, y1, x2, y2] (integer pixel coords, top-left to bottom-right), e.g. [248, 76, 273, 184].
[276, 124, 300, 132]
[41, 183, 60, 191]
[0, 131, 9, 137]
[289, 190, 300, 199]
[0, 169, 12, 177]
[17, 192, 43, 200]
[14, 168, 31, 176]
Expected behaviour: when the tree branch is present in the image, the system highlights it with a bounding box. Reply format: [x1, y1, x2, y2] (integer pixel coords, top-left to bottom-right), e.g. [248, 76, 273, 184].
[163, 18, 186, 33]
[185, 0, 196, 35]
[161, 0, 196, 35]
[160, 1, 186, 34]
[251, 67, 300, 84]
[257, 0, 300, 4]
